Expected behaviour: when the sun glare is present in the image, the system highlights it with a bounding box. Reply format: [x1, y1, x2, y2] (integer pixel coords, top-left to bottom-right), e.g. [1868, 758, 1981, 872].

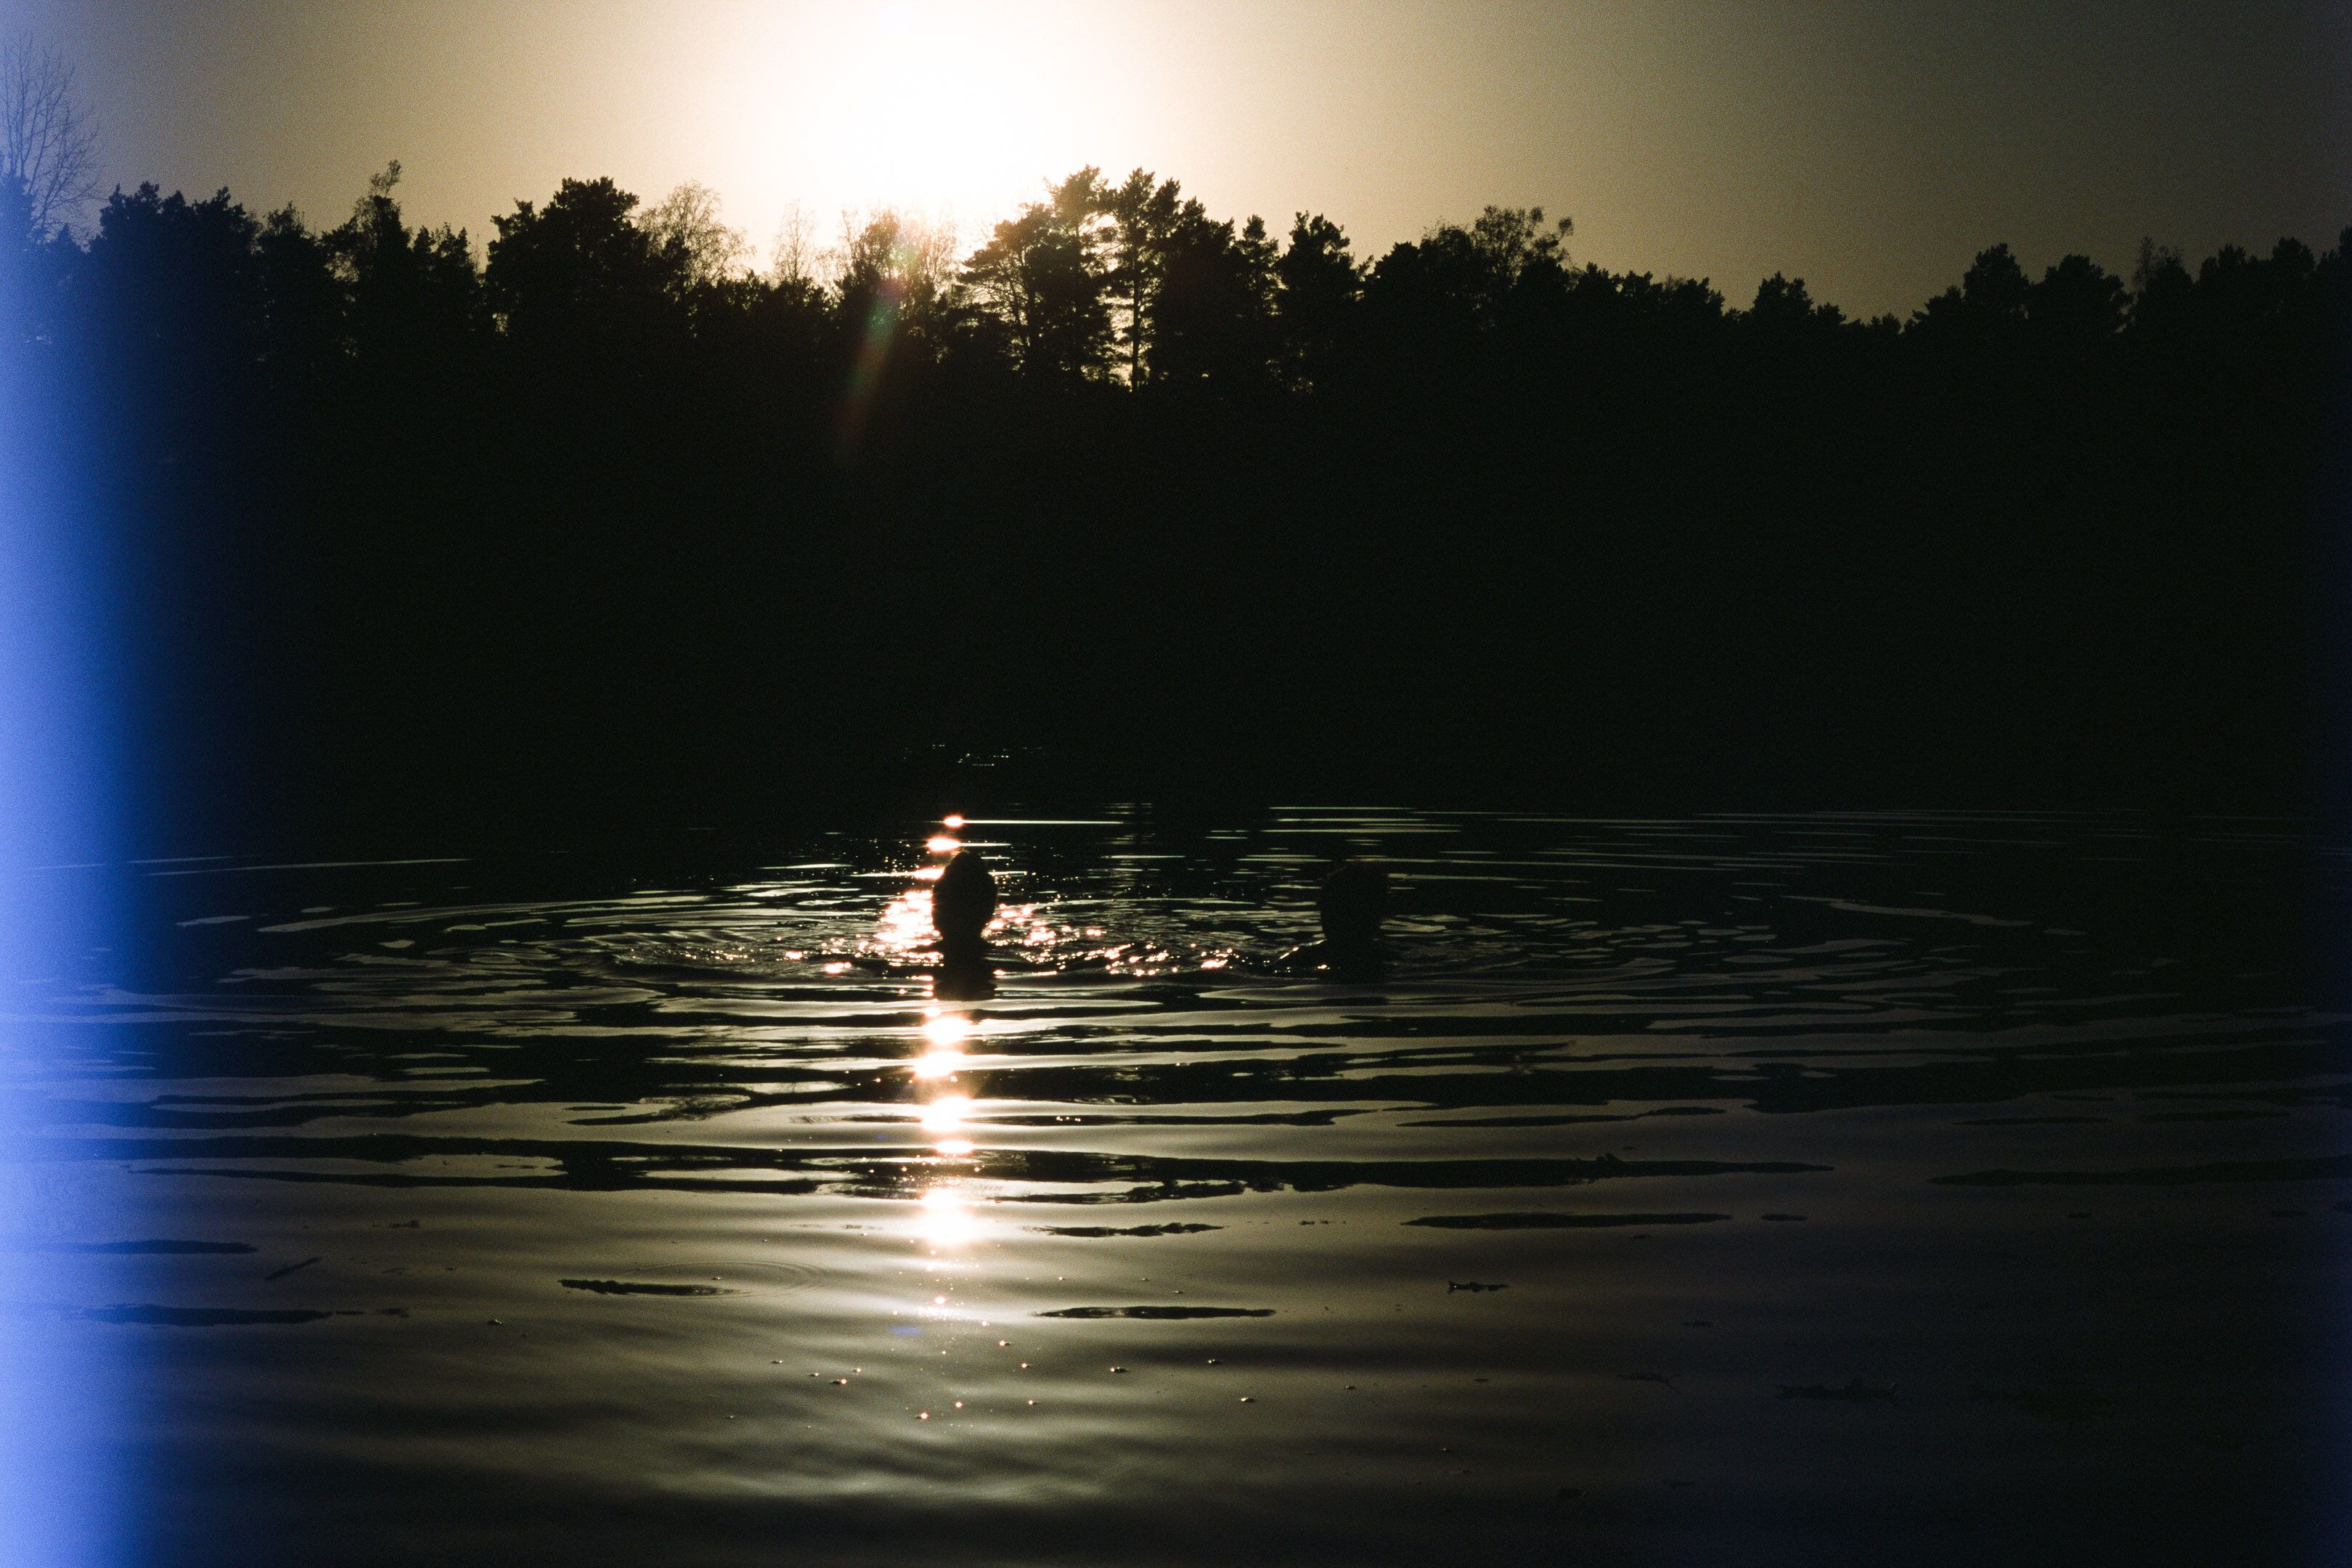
[919, 1093, 972, 1134]
[773, 2, 1091, 232]
[915, 1186, 983, 1247]
[912, 1014, 973, 1079]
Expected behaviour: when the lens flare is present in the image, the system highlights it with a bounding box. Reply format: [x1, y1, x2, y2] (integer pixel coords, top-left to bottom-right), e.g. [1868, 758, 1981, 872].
[836, 274, 904, 454]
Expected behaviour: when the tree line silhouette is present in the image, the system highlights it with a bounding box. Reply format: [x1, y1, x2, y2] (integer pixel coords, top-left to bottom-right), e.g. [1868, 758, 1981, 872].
[4, 162, 2347, 845]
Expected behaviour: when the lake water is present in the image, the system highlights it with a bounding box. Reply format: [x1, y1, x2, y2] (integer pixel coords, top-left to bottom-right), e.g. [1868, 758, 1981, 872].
[5, 809, 2346, 1566]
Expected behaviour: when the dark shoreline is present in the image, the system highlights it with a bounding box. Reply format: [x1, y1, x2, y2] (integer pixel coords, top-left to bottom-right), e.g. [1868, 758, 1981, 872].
[7, 176, 2345, 854]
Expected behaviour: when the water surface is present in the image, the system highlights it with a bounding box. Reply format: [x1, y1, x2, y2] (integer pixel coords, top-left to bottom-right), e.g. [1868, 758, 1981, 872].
[7, 811, 2346, 1565]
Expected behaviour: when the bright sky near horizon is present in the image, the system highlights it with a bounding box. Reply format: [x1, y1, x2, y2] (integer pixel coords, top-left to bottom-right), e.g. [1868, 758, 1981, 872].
[12, 0, 2350, 317]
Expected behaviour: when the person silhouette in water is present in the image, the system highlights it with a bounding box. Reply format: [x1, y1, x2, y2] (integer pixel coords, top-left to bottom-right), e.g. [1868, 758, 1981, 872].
[931, 849, 1000, 1001]
[1275, 858, 1390, 978]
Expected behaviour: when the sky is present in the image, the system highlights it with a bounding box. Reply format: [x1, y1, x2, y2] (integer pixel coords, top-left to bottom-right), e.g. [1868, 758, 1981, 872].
[11, 0, 2350, 317]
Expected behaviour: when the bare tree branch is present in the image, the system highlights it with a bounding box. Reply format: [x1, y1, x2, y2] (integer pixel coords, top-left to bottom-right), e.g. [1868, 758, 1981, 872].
[769, 200, 822, 287]
[0, 32, 99, 237]
[640, 180, 749, 287]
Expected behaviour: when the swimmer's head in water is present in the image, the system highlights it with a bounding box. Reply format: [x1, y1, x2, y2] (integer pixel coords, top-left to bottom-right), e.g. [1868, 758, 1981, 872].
[932, 849, 999, 945]
[1318, 859, 1388, 951]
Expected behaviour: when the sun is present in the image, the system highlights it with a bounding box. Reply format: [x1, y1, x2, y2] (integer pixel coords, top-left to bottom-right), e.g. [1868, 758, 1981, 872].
[700, 1, 1130, 267]
[795, 2, 1086, 229]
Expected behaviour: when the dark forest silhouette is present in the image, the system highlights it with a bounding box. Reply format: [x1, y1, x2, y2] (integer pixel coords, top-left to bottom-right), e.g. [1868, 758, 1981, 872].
[4, 160, 2348, 846]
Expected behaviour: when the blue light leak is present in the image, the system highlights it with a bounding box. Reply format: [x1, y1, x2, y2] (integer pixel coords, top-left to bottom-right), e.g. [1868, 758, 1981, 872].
[1, 221, 126, 1567]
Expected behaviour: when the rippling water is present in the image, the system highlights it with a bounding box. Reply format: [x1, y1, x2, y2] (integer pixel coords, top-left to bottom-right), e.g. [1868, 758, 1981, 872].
[7, 810, 2347, 1565]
